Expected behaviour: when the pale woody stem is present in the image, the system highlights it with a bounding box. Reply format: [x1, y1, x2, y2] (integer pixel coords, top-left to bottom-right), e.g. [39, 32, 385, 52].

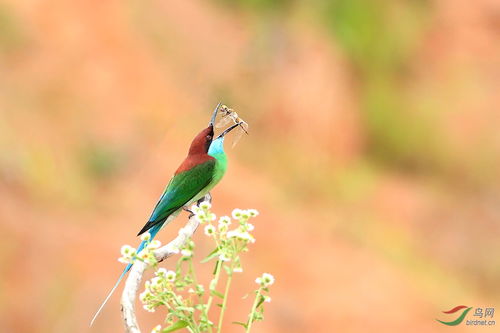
[120, 195, 210, 333]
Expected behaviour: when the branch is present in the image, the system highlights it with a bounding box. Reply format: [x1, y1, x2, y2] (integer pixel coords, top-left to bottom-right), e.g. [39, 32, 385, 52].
[120, 195, 210, 333]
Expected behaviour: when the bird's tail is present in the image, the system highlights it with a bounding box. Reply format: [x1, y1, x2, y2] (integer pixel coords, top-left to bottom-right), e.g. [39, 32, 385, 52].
[90, 223, 163, 326]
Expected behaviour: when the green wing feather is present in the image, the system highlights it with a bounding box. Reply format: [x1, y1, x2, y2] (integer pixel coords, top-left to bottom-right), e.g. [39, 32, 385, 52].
[137, 160, 215, 235]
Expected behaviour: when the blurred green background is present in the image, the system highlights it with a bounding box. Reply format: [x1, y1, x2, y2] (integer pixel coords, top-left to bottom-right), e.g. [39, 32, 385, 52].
[0, 0, 499, 332]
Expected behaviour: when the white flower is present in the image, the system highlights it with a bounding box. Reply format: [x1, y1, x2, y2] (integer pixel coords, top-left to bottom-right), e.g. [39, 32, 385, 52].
[147, 240, 161, 249]
[181, 249, 192, 258]
[195, 212, 207, 223]
[260, 273, 275, 287]
[151, 325, 162, 333]
[233, 267, 243, 273]
[138, 250, 156, 265]
[204, 224, 216, 236]
[240, 210, 250, 220]
[219, 253, 231, 262]
[140, 232, 151, 241]
[191, 204, 202, 214]
[121, 245, 136, 257]
[227, 229, 255, 243]
[248, 209, 259, 217]
[218, 223, 228, 233]
[232, 208, 243, 219]
[152, 276, 162, 285]
[118, 257, 131, 264]
[155, 268, 167, 277]
[226, 230, 239, 239]
[264, 296, 272, 303]
[207, 213, 217, 221]
[143, 304, 155, 312]
[219, 216, 231, 225]
[246, 223, 255, 231]
[138, 250, 149, 260]
[239, 231, 254, 242]
[199, 201, 211, 210]
[188, 288, 195, 293]
[139, 290, 150, 302]
[165, 270, 176, 282]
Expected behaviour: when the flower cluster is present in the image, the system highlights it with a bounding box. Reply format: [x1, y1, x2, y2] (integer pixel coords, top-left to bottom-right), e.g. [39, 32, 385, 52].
[140, 268, 177, 312]
[127, 205, 273, 333]
[244, 272, 276, 330]
[117, 232, 162, 266]
[192, 205, 259, 270]
[118, 245, 136, 264]
[192, 201, 216, 223]
[173, 235, 194, 262]
[255, 273, 275, 288]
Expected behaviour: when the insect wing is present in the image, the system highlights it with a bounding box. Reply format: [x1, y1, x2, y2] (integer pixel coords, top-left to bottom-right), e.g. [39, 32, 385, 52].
[215, 115, 232, 128]
[231, 127, 244, 148]
[231, 122, 248, 148]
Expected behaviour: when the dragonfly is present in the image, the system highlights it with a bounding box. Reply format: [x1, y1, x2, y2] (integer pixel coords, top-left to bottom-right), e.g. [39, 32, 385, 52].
[215, 104, 249, 147]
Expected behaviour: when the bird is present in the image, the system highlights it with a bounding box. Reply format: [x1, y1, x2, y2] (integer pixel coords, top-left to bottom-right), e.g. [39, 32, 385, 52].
[90, 104, 241, 326]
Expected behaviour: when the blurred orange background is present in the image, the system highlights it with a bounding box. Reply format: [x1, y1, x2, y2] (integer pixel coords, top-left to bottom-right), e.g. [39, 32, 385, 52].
[1, 0, 499, 332]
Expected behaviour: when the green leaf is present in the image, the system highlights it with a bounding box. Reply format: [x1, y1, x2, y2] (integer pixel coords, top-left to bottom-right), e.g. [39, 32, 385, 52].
[162, 320, 189, 332]
[223, 265, 232, 275]
[216, 303, 223, 308]
[201, 247, 220, 263]
[212, 261, 219, 275]
[211, 290, 225, 299]
[232, 321, 248, 328]
[176, 306, 194, 313]
[256, 295, 266, 308]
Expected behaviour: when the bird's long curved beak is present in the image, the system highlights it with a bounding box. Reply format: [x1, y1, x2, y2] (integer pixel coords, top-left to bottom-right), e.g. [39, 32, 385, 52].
[217, 122, 240, 139]
[209, 102, 221, 126]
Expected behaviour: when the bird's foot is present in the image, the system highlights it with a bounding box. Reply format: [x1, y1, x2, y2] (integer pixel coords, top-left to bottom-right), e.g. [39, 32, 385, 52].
[197, 192, 212, 206]
[182, 206, 195, 218]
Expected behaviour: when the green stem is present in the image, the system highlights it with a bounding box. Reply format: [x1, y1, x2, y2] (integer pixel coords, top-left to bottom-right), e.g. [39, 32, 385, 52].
[245, 288, 262, 333]
[172, 293, 199, 333]
[216, 264, 234, 333]
[187, 259, 204, 332]
[191, 318, 200, 333]
[189, 259, 202, 303]
[205, 260, 223, 333]
[189, 259, 198, 285]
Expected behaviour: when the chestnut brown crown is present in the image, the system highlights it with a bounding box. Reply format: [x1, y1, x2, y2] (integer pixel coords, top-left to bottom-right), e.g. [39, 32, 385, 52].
[188, 126, 214, 155]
